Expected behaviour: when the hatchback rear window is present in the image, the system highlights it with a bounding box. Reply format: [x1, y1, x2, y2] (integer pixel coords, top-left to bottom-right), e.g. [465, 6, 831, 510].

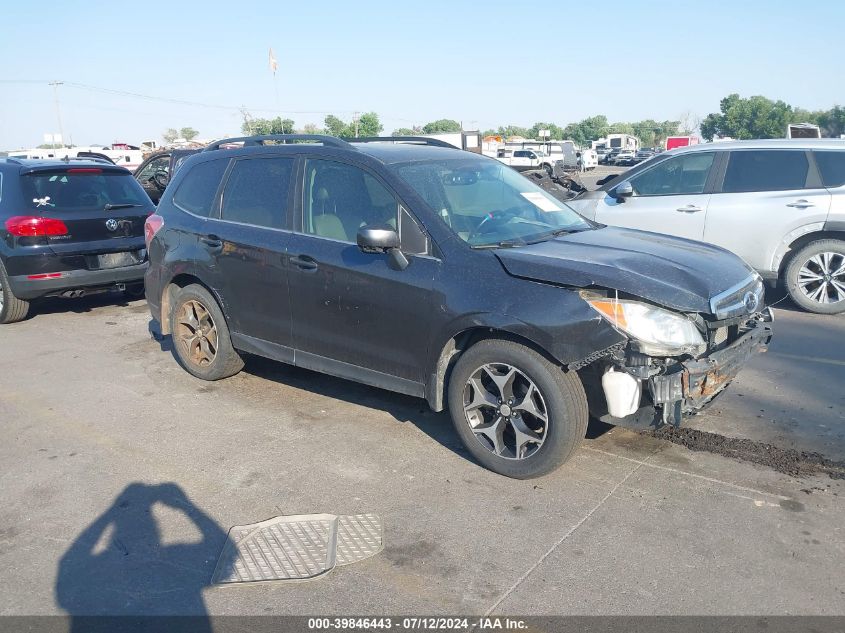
[814, 151, 845, 188]
[21, 169, 150, 211]
[722, 150, 809, 192]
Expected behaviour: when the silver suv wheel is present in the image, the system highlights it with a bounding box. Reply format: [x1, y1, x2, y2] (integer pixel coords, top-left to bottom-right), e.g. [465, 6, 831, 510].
[463, 363, 548, 460]
[797, 252, 845, 305]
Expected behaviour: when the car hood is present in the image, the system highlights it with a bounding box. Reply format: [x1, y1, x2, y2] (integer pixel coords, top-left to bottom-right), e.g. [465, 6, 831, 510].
[494, 226, 755, 314]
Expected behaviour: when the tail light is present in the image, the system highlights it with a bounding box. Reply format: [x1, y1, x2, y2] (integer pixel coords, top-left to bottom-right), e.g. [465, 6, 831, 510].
[144, 214, 164, 249]
[5, 216, 69, 237]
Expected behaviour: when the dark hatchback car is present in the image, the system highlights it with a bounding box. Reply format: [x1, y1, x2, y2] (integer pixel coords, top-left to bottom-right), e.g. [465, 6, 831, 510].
[145, 135, 772, 478]
[0, 158, 154, 323]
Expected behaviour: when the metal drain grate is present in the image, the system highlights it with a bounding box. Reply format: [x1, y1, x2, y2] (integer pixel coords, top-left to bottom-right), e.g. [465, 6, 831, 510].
[212, 513, 382, 585]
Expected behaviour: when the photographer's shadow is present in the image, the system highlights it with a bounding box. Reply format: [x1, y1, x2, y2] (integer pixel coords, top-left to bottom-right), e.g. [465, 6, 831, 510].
[55, 482, 229, 632]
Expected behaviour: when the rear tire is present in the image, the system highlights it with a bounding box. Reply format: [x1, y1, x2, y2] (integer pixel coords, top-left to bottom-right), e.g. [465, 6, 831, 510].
[784, 239, 845, 314]
[0, 259, 30, 324]
[447, 339, 588, 479]
[169, 284, 244, 380]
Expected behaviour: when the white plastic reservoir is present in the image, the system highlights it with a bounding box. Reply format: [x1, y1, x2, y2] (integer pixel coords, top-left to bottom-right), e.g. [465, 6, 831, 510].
[602, 367, 642, 418]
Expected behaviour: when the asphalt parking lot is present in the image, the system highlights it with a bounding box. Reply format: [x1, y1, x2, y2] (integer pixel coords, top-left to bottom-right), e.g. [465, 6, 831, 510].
[0, 287, 843, 618]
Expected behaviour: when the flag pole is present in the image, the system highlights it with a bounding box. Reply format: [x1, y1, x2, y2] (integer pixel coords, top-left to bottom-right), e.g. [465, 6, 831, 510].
[269, 47, 280, 118]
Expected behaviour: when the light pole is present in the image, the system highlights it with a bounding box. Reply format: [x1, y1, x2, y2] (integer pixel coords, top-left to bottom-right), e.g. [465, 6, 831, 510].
[48, 81, 65, 149]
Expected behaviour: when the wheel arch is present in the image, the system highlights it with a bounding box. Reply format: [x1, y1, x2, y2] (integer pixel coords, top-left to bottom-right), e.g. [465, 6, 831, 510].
[159, 273, 222, 335]
[425, 326, 566, 413]
[776, 228, 845, 278]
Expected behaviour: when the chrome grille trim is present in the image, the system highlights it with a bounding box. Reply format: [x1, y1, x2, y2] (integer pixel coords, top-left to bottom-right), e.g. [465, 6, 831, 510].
[709, 274, 764, 319]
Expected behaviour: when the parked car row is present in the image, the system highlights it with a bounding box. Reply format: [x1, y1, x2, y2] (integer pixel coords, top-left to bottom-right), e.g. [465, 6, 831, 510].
[19, 134, 845, 479]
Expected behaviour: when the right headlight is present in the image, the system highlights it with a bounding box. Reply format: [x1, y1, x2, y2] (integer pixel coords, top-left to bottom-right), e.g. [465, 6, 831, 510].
[586, 298, 705, 356]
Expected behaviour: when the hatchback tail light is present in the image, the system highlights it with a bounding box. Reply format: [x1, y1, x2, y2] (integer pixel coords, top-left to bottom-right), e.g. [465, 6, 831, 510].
[144, 214, 164, 249]
[5, 216, 69, 237]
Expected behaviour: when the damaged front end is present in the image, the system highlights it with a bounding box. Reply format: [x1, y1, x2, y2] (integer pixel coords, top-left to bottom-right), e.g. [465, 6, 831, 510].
[574, 283, 773, 429]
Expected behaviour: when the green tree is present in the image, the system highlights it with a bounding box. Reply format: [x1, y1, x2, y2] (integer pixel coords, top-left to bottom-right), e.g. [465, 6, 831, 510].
[242, 117, 295, 135]
[700, 94, 795, 140]
[816, 105, 845, 137]
[323, 112, 383, 138]
[422, 119, 462, 134]
[392, 126, 422, 135]
[356, 112, 383, 137]
[324, 115, 348, 137]
[163, 127, 199, 142]
[492, 125, 532, 139]
[562, 115, 609, 145]
[528, 122, 565, 140]
[180, 127, 199, 141]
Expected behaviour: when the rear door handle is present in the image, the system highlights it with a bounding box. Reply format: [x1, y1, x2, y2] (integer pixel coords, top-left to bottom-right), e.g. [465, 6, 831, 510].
[200, 235, 223, 250]
[786, 199, 814, 209]
[290, 254, 318, 272]
[676, 205, 703, 213]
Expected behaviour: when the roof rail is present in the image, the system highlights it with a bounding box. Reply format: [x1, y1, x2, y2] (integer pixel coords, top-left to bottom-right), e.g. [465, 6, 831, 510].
[203, 134, 354, 152]
[351, 136, 456, 149]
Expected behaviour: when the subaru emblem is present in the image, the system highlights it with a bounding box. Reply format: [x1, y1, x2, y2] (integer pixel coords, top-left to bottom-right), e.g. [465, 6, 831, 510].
[743, 291, 758, 313]
[105, 219, 118, 231]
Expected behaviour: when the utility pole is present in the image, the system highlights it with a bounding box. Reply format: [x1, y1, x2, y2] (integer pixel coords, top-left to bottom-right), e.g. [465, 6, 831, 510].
[48, 81, 65, 148]
[353, 111, 360, 138]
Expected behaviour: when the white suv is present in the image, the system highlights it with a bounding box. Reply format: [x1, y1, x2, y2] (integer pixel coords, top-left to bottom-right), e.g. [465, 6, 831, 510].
[567, 139, 845, 314]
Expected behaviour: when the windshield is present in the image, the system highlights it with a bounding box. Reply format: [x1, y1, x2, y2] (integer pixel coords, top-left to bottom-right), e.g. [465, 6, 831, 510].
[394, 156, 592, 247]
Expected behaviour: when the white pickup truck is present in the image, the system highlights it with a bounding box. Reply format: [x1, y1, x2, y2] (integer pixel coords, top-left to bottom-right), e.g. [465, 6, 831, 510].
[496, 149, 556, 175]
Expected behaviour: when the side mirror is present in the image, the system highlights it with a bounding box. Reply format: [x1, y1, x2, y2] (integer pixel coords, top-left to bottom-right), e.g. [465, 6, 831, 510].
[614, 181, 634, 200]
[357, 225, 409, 270]
[357, 225, 400, 253]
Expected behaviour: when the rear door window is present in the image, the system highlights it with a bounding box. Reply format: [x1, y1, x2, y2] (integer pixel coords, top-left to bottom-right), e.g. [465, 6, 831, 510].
[220, 157, 293, 229]
[172, 159, 228, 217]
[814, 151, 845, 188]
[628, 152, 714, 196]
[722, 150, 809, 192]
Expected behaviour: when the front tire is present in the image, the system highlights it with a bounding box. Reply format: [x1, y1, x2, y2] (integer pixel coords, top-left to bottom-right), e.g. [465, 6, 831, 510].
[784, 239, 845, 314]
[0, 259, 30, 324]
[447, 339, 588, 479]
[168, 284, 244, 380]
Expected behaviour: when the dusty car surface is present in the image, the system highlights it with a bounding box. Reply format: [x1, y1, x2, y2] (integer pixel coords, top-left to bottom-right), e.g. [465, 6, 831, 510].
[144, 134, 772, 478]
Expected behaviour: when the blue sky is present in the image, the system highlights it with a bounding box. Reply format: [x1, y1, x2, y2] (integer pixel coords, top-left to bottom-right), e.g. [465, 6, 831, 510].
[1, 0, 843, 148]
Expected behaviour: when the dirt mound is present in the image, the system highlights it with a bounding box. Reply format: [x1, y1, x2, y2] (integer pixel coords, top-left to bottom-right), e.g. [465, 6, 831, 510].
[645, 426, 845, 480]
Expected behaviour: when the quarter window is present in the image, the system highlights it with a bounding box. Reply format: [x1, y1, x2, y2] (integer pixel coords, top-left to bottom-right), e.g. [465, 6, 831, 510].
[220, 157, 293, 229]
[814, 151, 845, 188]
[722, 150, 809, 193]
[172, 159, 228, 217]
[303, 160, 398, 243]
[628, 152, 714, 196]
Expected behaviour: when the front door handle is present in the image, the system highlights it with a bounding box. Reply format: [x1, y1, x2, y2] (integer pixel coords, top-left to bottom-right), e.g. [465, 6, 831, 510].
[290, 254, 318, 272]
[676, 205, 703, 213]
[200, 235, 223, 250]
[786, 199, 815, 209]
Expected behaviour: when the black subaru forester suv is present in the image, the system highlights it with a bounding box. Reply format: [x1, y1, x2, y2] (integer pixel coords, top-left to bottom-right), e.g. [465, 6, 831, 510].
[0, 158, 154, 323]
[145, 135, 773, 478]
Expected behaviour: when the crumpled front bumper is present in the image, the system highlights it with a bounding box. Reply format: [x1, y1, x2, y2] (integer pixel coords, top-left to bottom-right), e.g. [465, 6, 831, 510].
[650, 321, 773, 423]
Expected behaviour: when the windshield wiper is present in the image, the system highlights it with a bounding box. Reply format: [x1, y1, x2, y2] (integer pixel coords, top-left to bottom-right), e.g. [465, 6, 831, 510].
[104, 203, 142, 210]
[470, 239, 524, 249]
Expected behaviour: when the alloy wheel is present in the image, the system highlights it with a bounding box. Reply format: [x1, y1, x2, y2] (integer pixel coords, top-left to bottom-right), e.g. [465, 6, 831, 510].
[462, 363, 548, 460]
[797, 252, 845, 305]
[176, 300, 218, 367]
